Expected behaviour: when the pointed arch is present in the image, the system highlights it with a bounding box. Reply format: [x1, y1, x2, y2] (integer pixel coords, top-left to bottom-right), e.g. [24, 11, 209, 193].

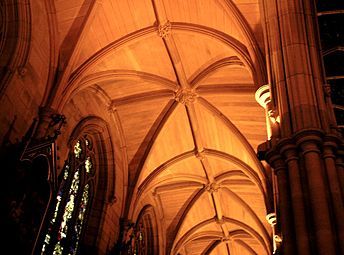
[197, 97, 269, 185]
[125, 100, 179, 218]
[37, 116, 117, 254]
[52, 23, 261, 111]
[217, 0, 267, 85]
[135, 205, 160, 255]
[0, 0, 31, 99]
[189, 56, 245, 88]
[172, 217, 269, 255]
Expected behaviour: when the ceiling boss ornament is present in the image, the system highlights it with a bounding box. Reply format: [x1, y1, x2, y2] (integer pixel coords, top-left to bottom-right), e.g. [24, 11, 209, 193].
[158, 20, 171, 38]
[205, 182, 221, 193]
[174, 88, 198, 105]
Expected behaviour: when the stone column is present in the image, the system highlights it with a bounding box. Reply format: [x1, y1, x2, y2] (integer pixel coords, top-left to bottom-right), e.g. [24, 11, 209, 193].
[323, 136, 344, 252]
[295, 131, 336, 254]
[259, 0, 343, 253]
[336, 147, 344, 197]
[265, 151, 295, 255]
[261, 0, 330, 136]
[278, 139, 310, 255]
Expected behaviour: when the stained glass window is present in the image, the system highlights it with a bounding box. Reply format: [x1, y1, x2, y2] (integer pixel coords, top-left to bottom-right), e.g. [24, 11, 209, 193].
[40, 136, 96, 255]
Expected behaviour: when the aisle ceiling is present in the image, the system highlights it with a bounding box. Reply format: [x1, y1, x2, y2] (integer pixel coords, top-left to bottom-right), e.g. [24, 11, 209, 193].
[54, 0, 271, 254]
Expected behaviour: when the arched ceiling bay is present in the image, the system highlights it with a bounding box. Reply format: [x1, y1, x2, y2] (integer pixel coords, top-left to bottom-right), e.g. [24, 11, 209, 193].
[54, 0, 271, 254]
[83, 35, 177, 81]
[128, 96, 270, 255]
[68, 0, 156, 69]
[65, 0, 264, 72]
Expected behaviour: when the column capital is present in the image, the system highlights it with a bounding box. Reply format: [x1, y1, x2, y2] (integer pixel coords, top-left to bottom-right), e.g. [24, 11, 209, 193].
[255, 84, 280, 139]
[277, 138, 298, 162]
[255, 84, 271, 109]
[293, 129, 324, 154]
[323, 134, 341, 149]
[265, 150, 286, 174]
[323, 135, 342, 159]
[337, 142, 344, 154]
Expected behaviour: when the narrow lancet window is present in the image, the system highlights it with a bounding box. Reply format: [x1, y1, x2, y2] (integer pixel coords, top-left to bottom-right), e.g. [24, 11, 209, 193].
[40, 136, 95, 255]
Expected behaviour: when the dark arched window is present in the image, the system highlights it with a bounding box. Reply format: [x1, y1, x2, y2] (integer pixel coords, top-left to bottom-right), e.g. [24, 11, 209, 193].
[135, 206, 159, 255]
[40, 135, 96, 255]
[316, 2, 344, 133]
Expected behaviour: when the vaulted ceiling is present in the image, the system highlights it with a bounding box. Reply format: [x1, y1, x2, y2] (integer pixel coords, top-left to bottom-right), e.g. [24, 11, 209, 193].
[49, 0, 272, 254]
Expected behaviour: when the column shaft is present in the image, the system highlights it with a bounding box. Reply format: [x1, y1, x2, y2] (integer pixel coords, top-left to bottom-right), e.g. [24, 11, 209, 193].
[301, 141, 336, 254]
[269, 155, 295, 255]
[323, 144, 344, 253]
[282, 145, 310, 255]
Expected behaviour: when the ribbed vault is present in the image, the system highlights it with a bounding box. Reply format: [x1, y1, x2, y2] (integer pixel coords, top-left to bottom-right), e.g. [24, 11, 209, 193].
[51, 0, 272, 254]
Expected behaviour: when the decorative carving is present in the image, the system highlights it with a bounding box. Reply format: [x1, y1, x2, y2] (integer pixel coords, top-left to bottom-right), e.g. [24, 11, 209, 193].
[268, 109, 280, 125]
[205, 182, 220, 193]
[266, 213, 282, 254]
[17, 66, 27, 77]
[221, 236, 230, 243]
[255, 84, 280, 139]
[255, 84, 271, 109]
[32, 107, 67, 143]
[107, 102, 117, 114]
[266, 212, 277, 225]
[195, 151, 205, 161]
[44, 114, 67, 141]
[175, 88, 198, 105]
[158, 20, 171, 38]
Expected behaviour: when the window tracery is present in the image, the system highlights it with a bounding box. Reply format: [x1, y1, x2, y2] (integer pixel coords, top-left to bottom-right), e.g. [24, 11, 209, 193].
[40, 135, 95, 255]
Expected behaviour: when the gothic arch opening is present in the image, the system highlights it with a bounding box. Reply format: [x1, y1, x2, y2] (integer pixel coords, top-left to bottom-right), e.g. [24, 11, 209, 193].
[35, 117, 117, 255]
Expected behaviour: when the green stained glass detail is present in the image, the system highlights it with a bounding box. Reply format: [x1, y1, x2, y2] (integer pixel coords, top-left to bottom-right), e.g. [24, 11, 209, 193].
[85, 157, 92, 173]
[41, 174, 66, 253]
[41, 234, 50, 254]
[72, 184, 90, 254]
[41, 135, 95, 254]
[85, 138, 93, 149]
[63, 165, 69, 180]
[53, 242, 62, 255]
[74, 141, 82, 158]
[53, 170, 80, 254]
[41, 194, 60, 253]
[85, 139, 89, 147]
[52, 195, 61, 223]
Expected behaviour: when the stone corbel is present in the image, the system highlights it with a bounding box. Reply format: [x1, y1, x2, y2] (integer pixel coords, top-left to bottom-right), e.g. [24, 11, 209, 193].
[33, 107, 66, 143]
[266, 213, 282, 254]
[255, 85, 280, 140]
